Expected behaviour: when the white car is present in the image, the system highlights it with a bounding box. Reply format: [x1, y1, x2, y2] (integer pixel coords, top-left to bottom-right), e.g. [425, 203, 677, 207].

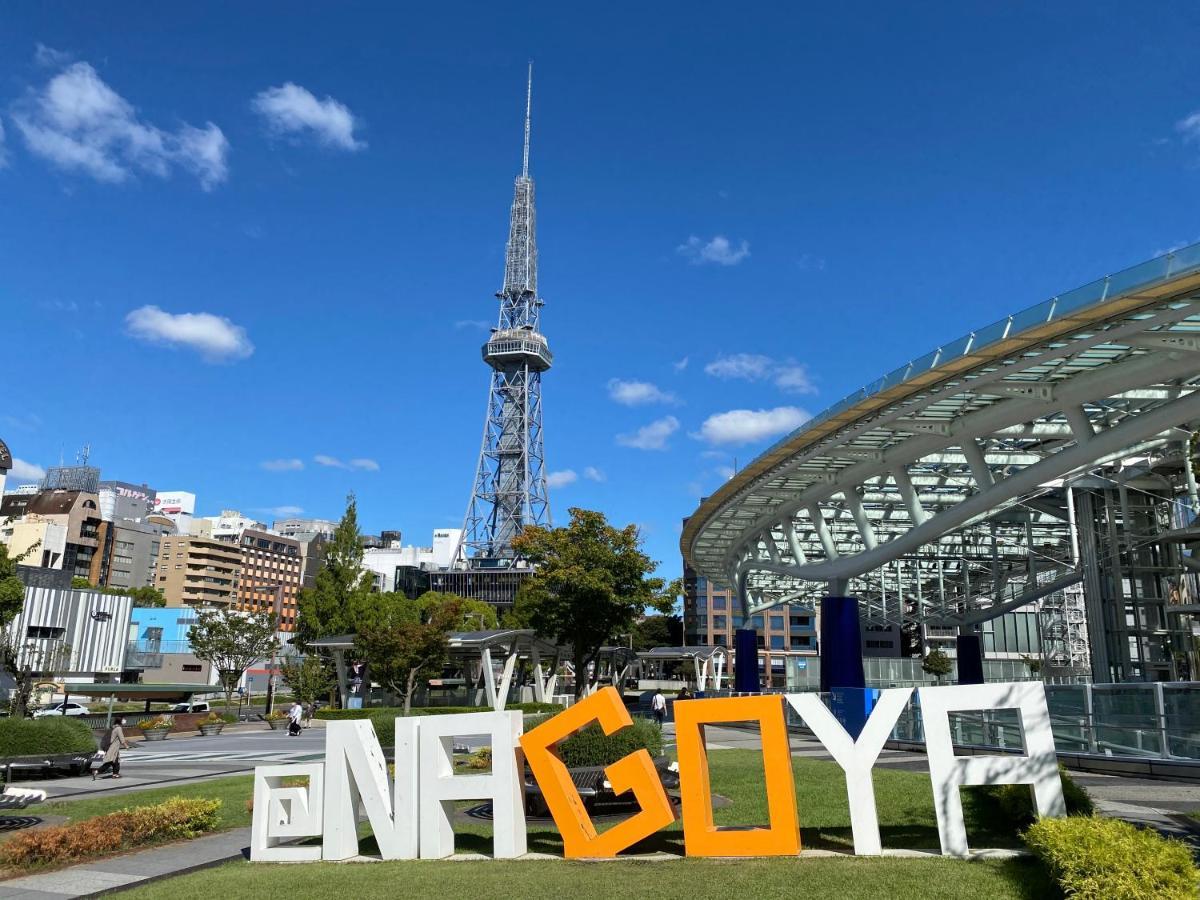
[170, 702, 210, 714]
[33, 702, 91, 718]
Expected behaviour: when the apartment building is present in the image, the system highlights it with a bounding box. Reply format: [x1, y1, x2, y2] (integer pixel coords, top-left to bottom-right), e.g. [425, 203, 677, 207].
[155, 535, 240, 608]
[233, 528, 302, 631]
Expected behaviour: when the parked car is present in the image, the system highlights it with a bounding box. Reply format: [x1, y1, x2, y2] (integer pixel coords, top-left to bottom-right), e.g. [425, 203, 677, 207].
[170, 701, 210, 714]
[32, 702, 91, 718]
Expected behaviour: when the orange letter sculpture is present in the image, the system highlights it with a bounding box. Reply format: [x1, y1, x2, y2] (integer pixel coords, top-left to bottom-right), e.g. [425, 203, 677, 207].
[674, 695, 800, 856]
[519, 686, 675, 858]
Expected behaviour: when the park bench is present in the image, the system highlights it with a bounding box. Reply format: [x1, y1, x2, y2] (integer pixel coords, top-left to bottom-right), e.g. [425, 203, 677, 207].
[523, 756, 678, 817]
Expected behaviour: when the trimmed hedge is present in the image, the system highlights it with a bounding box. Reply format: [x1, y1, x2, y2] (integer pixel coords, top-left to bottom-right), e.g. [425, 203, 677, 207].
[1023, 815, 1199, 900]
[524, 713, 663, 768]
[0, 797, 222, 868]
[0, 717, 96, 758]
[974, 764, 1094, 826]
[314, 702, 562, 721]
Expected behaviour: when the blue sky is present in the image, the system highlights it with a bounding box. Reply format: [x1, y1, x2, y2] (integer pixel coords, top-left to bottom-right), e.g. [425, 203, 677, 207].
[2, 3, 1200, 578]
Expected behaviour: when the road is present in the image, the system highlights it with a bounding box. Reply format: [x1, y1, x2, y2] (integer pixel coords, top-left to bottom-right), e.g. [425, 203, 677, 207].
[12, 724, 327, 801]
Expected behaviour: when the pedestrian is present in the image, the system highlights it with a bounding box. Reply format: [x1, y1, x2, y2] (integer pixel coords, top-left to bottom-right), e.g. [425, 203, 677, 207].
[302, 701, 313, 728]
[287, 700, 303, 736]
[93, 716, 130, 780]
[651, 689, 667, 726]
[677, 685, 693, 702]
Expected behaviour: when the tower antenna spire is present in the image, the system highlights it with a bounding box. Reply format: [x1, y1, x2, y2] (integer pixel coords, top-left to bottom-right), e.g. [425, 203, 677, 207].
[522, 61, 532, 178]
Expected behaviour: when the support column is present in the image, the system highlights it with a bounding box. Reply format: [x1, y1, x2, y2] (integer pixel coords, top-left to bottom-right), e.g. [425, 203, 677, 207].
[733, 629, 760, 693]
[819, 596, 865, 693]
[955, 634, 984, 685]
[1074, 489, 1112, 682]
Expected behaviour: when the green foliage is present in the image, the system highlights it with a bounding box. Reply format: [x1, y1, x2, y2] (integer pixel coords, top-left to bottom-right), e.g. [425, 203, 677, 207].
[294, 493, 375, 650]
[66, 581, 165, 606]
[1023, 815, 1199, 900]
[510, 508, 674, 697]
[921, 648, 953, 682]
[71, 576, 93, 589]
[974, 765, 1093, 826]
[0, 797, 222, 868]
[278, 655, 335, 707]
[553, 716, 664, 769]
[0, 717, 96, 758]
[632, 614, 682, 651]
[188, 608, 278, 712]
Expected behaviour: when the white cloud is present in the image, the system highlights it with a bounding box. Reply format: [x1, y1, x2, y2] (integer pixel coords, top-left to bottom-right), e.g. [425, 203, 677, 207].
[694, 406, 810, 445]
[677, 235, 750, 266]
[583, 466, 606, 482]
[607, 378, 678, 406]
[715, 465, 736, 480]
[314, 455, 379, 471]
[9, 458, 45, 481]
[125, 305, 253, 362]
[617, 415, 680, 451]
[0, 118, 6, 169]
[12, 62, 229, 189]
[673, 356, 689, 372]
[1178, 111, 1200, 143]
[704, 353, 817, 394]
[256, 505, 304, 517]
[705, 353, 773, 381]
[455, 319, 491, 331]
[34, 43, 72, 68]
[261, 458, 304, 472]
[797, 253, 826, 272]
[546, 469, 578, 489]
[252, 83, 365, 151]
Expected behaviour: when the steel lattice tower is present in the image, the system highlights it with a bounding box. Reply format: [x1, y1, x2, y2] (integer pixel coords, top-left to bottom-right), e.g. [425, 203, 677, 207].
[459, 65, 552, 566]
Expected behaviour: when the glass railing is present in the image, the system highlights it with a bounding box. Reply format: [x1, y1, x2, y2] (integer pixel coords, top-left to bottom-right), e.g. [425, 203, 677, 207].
[756, 242, 1200, 460]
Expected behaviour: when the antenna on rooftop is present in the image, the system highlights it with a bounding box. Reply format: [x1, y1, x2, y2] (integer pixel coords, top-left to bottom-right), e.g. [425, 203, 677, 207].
[522, 61, 532, 179]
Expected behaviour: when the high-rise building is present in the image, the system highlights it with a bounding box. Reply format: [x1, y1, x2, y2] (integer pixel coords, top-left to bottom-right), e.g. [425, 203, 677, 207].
[0, 490, 105, 582]
[273, 517, 338, 539]
[204, 510, 267, 542]
[458, 66, 552, 592]
[155, 535, 240, 608]
[98, 481, 156, 523]
[153, 491, 197, 534]
[233, 528, 302, 631]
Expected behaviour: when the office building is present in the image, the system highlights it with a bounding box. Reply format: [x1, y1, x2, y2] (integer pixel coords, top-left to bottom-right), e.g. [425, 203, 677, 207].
[233, 528, 302, 631]
[155, 535, 240, 608]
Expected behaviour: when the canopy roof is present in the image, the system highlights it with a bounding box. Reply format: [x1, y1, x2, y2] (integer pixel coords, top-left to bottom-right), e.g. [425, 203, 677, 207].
[60, 683, 203, 701]
[638, 645, 728, 661]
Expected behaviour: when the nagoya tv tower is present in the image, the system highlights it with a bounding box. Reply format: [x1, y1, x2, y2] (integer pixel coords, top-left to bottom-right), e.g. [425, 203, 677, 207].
[459, 65, 552, 566]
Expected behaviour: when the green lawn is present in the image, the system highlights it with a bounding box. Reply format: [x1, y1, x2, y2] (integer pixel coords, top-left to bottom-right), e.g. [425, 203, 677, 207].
[19, 749, 1046, 898]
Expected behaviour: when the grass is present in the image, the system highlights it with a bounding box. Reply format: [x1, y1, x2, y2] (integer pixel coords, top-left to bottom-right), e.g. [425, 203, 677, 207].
[8, 750, 1046, 898]
[119, 857, 1052, 900]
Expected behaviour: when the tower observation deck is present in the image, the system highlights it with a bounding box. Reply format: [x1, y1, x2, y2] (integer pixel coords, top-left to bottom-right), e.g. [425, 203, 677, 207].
[459, 65, 552, 569]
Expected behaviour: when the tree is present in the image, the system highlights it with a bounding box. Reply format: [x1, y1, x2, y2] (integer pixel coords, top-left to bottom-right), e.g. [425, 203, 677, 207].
[511, 508, 674, 698]
[189, 608, 278, 712]
[632, 614, 683, 651]
[1021, 654, 1044, 677]
[294, 493, 374, 649]
[279, 655, 335, 709]
[355, 592, 467, 713]
[922, 648, 953, 684]
[0, 536, 41, 717]
[71, 576, 92, 589]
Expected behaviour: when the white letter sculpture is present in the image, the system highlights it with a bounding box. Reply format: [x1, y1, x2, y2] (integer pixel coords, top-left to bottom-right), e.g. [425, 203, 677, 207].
[785, 688, 913, 855]
[251, 763, 324, 862]
[322, 718, 420, 860]
[418, 710, 527, 859]
[919, 682, 1066, 856]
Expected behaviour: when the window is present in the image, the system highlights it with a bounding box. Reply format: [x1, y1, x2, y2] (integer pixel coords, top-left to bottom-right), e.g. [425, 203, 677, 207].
[712, 615, 727, 630]
[26, 625, 66, 639]
[769, 615, 784, 631]
[866, 640, 891, 649]
[790, 615, 810, 628]
[182, 664, 202, 673]
[712, 596, 727, 610]
[751, 615, 764, 629]
[790, 635, 812, 648]
[770, 635, 785, 649]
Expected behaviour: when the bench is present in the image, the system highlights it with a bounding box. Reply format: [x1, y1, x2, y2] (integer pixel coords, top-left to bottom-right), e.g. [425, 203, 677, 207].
[523, 756, 678, 816]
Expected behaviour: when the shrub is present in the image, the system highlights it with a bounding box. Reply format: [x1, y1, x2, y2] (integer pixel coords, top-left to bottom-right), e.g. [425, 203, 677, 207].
[976, 765, 1094, 826]
[553, 717, 663, 769]
[0, 797, 222, 869]
[136, 716, 173, 731]
[1023, 815, 1198, 900]
[0, 718, 96, 758]
[263, 710, 288, 721]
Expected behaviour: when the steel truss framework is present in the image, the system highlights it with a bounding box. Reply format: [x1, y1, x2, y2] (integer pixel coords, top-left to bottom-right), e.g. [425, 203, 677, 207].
[460, 67, 552, 564]
[683, 245, 1200, 635]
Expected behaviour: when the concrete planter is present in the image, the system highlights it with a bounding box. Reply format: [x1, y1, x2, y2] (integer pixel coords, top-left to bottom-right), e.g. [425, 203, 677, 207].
[141, 728, 170, 742]
[267, 719, 289, 731]
[198, 724, 225, 736]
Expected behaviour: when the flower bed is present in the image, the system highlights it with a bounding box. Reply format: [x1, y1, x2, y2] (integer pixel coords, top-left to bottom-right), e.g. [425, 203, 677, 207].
[0, 797, 222, 869]
[136, 716, 173, 741]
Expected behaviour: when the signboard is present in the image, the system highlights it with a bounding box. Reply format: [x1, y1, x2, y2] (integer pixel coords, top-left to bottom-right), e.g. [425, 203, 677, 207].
[251, 682, 1065, 862]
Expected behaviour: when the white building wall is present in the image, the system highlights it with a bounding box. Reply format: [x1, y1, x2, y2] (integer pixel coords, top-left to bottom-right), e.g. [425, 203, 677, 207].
[6, 587, 133, 677]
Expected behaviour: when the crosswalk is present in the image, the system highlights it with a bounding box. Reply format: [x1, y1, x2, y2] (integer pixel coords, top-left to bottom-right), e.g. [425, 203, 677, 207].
[123, 749, 322, 765]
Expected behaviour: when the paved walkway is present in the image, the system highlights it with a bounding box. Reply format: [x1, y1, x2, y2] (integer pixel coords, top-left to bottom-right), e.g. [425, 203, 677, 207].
[0, 828, 250, 899]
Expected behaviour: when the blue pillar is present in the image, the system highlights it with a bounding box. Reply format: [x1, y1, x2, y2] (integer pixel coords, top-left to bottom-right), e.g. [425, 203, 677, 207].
[733, 629, 760, 692]
[956, 634, 984, 684]
[819, 596, 865, 693]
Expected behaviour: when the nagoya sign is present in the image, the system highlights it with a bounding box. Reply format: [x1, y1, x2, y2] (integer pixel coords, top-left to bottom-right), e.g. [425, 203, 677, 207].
[251, 682, 1065, 861]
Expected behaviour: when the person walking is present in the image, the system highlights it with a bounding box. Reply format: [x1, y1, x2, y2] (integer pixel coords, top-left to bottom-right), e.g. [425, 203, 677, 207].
[287, 700, 304, 737]
[93, 717, 130, 780]
[651, 689, 667, 726]
[302, 701, 313, 728]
